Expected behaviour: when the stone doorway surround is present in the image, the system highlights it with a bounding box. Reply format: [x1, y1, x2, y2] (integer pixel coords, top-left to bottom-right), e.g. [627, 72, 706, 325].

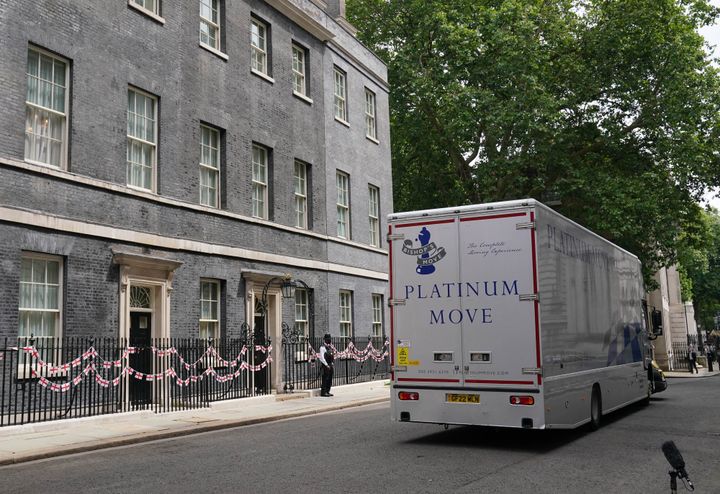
[242, 269, 289, 392]
[112, 250, 183, 341]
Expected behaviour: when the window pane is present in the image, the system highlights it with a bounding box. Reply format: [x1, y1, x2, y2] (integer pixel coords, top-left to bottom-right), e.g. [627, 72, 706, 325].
[251, 20, 267, 74]
[27, 50, 39, 77]
[44, 312, 58, 337]
[127, 89, 156, 190]
[46, 260, 59, 284]
[39, 80, 52, 108]
[21, 258, 32, 282]
[200, 126, 220, 207]
[28, 312, 44, 336]
[46, 286, 59, 309]
[31, 259, 45, 283]
[54, 59, 66, 85]
[292, 45, 306, 95]
[20, 283, 31, 308]
[199, 321, 210, 339]
[19, 313, 28, 337]
[53, 84, 65, 113]
[39, 55, 53, 83]
[200, 281, 220, 338]
[26, 74, 38, 106]
[26, 50, 68, 167]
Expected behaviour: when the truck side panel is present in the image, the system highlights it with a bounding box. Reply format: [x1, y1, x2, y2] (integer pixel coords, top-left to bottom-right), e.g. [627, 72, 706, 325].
[535, 206, 647, 427]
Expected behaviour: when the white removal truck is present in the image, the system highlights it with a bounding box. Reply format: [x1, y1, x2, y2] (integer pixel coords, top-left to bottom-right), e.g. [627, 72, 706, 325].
[388, 199, 653, 430]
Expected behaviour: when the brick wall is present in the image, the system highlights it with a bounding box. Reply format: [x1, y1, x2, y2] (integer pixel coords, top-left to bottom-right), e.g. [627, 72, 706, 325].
[0, 0, 391, 341]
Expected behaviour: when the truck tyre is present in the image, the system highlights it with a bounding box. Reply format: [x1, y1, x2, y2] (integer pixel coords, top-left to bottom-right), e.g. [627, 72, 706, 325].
[589, 387, 602, 431]
[642, 382, 652, 406]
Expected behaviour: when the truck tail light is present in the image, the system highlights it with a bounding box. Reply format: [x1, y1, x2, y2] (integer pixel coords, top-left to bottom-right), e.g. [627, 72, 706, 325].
[510, 396, 535, 406]
[398, 391, 419, 401]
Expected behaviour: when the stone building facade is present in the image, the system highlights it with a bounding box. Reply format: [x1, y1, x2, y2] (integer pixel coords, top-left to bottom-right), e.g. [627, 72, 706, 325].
[0, 0, 392, 389]
[647, 266, 698, 370]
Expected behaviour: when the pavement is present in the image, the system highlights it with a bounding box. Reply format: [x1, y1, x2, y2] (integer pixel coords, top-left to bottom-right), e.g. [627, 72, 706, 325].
[0, 379, 390, 466]
[665, 367, 720, 378]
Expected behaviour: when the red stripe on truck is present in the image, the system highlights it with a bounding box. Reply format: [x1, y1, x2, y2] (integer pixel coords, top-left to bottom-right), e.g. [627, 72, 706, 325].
[395, 218, 455, 228]
[389, 224, 394, 381]
[397, 378, 461, 383]
[465, 379, 534, 385]
[459, 212, 527, 222]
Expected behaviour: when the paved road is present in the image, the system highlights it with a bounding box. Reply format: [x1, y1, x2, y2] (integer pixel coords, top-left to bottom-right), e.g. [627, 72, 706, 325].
[2, 377, 719, 493]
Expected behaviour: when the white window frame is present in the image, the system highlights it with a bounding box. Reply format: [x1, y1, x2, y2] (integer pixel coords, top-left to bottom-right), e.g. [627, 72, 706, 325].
[251, 18, 269, 76]
[333, 67, 348, 123]
[19, 253, 63, 340]
[294, 160, 308, 229]
[252, 144, 269, 219]
[372, 294, 383, 339]
[365, 88, 377, 141]
[25, 47, 69, 169]
[292, 43, 307, 97]
[200, 125, 220, 208]
[128, 0, 164, 22]
[368, 185, 380, 247]
[295, 288, 309, 338]
[199, 280, 220, 339]
[126, 87, 157, 192]
[199, 0, 221, 51]
[339, 290, 353, 342]
[336, 171, 350, 239]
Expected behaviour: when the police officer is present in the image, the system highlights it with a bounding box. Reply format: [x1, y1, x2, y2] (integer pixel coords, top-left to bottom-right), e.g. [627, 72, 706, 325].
[319, 333, 334, 397]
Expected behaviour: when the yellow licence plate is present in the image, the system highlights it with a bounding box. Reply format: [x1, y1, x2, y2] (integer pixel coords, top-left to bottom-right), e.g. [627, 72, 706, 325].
[446, 393, 480, 404]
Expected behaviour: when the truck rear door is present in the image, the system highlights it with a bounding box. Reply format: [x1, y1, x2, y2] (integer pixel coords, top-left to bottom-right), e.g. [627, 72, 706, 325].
[390, 214, 463, 386]
[457, 209, 541, 387]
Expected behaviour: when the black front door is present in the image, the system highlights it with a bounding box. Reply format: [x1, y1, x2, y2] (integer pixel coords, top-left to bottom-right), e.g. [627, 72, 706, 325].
[129, 312, 152, 406]
[253, 295, 268, 393]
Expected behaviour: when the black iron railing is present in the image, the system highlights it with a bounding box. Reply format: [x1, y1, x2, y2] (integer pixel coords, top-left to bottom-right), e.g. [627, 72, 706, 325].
[281, 329, 389, 392]
[668, 341, 689, 371]
[0, 334, 271, 428]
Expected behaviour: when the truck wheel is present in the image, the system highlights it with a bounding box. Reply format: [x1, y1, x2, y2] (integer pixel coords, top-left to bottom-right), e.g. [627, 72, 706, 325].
[589, 387, 602, 431]
[642, 382, 652, 406]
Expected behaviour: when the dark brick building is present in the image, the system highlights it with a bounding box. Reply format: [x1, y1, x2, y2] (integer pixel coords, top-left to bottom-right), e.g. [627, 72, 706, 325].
[0, 0, 391, 390]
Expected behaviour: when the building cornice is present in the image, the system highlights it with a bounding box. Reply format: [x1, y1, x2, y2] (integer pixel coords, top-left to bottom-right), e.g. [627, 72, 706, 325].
[264, 0, 335, 41]
[326, 41, 389, 93]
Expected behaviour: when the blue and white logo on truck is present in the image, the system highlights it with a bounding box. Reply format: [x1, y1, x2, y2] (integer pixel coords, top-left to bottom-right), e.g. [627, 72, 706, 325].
[401, 227, 446, 275]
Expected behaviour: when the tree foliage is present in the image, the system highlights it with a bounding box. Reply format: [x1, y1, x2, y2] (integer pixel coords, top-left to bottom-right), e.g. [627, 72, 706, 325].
[678, 208, 720, 330]
[347, 0, 720, 285]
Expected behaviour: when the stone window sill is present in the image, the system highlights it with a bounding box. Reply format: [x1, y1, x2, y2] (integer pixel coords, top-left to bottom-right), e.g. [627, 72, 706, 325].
[200, 43, 228, 61]
[128, 1, 166, 24]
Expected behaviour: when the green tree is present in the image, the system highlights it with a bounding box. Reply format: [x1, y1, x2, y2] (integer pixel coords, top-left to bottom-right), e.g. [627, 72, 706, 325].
[679, 208, 720, 330]
[347, 0, 720, 284]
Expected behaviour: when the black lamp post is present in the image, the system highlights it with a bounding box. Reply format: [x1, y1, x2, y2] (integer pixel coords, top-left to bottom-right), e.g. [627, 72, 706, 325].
[259, 274, 296, 340]
[273, 276, 313, 393]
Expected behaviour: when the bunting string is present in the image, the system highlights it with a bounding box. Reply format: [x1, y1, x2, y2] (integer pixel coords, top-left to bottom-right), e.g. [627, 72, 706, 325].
[29, 357, 274, 393]
[19, 344, 272, 373]
[306, 340, 390, 363]
[19, 343, 273, 393]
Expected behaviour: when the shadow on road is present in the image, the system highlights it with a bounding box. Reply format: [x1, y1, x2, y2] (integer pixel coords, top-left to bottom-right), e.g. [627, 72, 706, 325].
[404, 398, 663, 453]
[405, 425, 585, 453]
